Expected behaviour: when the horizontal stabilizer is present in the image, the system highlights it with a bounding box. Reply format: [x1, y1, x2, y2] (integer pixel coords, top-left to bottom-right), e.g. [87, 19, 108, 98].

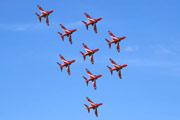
[82, 21, 88, 30]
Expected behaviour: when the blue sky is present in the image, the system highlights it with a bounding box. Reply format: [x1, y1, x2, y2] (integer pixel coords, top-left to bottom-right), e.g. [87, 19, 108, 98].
[0, 0, 180, 120]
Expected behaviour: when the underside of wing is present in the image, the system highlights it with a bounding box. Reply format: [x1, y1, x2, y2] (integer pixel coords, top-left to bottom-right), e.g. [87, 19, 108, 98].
[109, 58, 118, 67]
[86, 69, 93, 77]
[93, 81, 96, 90]
[60, 24, 67, 32]
[108, 30, 115, 38]
[66, 66, 70, 75]
[93, 23, 97, 33]
[118, 70, 122, 79]
[59, 55, 68, 64]
[84, 12, 93, 22]
[115, 42, 120, 52]
[37, 5, 45, 14]
[90, 55, 94, 64]
[68, 35, 72, 44]
[86, 97, 94, 105]
[45, 15, 49, 26]
[94, 109, 98, 117]
[82, 43, 91, 52]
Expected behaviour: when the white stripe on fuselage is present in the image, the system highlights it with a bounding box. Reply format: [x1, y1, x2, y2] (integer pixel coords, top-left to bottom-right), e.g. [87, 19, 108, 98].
[85, 48, 91, 52]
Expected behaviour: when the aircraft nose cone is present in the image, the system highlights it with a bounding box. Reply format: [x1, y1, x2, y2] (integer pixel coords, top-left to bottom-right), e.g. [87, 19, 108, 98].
[124, 64, 128, 67]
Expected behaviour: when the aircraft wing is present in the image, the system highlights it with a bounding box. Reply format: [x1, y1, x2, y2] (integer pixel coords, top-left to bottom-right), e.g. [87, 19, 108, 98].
[66, 66, 71, 75]
[115, 42, 120, 52]
[86, 68, 93, 77]
[60, 24, 68, 32]
[59, 55, 68, 64]
[93, 23, 97, 33]
[86, 97, 94, 105]
[68, 35, 72, 44]
[93, 81, 96, 90]
[109, 58, 118, 67]
[45, 15, 49, 26]
[118, 70, 122, 79]
[94, 109, 98, 117]
[37, 5, 46, 14]
[84, 12, 93, 21]
[90, 54, 94, 64]
[82, 43, 91, 52]
[108, 30, 116, 38]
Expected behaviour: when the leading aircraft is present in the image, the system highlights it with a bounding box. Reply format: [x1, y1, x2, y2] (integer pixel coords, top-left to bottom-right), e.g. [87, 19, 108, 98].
[82, 12, 102, 33]
[107, 58, 127, 79]
[83, 68, 102, 90]
[84, 97, 103, 117]
[57, 54, 75, 75]
[58, 24, 77, 44]
[105, 30, 126, 52]
[80, 43, 99, 64]
[35, 5, 54, 26]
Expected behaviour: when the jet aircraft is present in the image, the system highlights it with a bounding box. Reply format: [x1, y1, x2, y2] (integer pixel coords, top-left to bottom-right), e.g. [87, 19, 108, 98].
[84, 97, 103, 117]
[107, 58, 127, 79]
[35, 5, 54, 26]
[58, 24, 77, 44]
[57, 54, 75, 75]
[80, 43, 99, 64]
[105, 30, 126, 52]
[82, 12, 102, 33]
[83, 68, 102, 90]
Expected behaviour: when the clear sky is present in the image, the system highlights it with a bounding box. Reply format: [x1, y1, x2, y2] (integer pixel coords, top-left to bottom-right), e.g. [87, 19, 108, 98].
[0, 0, 180, 120]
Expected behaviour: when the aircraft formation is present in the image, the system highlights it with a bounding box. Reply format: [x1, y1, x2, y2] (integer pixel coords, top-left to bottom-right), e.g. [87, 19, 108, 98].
[35, 5, 128, 117]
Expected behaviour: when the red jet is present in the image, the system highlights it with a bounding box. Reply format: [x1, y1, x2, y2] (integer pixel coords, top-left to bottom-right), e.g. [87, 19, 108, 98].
[84, 97, 103, 117]
[80, 43, 99, 64]
[82, 12, 102, 33]
[58, 24, 77, 44]
[83, 68, 102, 90]
[107, 58, 127, 79]
[35, 5, 54, 26]
[57, 54, 75, 75]
[105, 30, 126, 52]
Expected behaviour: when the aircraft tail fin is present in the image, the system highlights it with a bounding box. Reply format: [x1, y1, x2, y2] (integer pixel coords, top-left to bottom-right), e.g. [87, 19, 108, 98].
[83, 76, 88, 86]
[57, 62, 63, 72]
[105, 39, 111, 48]
[107, 66, 113, 75]
[35, 13, 41, 23]
[84, 104, 90, 113]
[80, 51, 86, 61]
[58, 32, 64, 41]
[82, 21, 88, 30]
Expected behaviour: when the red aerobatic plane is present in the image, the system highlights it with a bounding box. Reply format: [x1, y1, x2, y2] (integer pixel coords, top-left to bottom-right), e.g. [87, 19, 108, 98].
[82, 12, 102, 33]
[107, 58, 127, 79]
[58, 24, 77, 44]
[80, 43, 99, 64]
[84, 97, 103, 117]
[105, 30, 126, 52]
[35, 5, 54, 26]
[83, 68, 102, 90]
[57, 54, 75, 75]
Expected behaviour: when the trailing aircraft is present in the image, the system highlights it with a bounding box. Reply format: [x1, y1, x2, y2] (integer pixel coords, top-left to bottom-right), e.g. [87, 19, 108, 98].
[105, 30, 126, 52]
[84, 97, 103, 117]
[57, 54, 75, 75]
[35, 5, 54, 26]
[83, 68, 102, 90]
[107, 58, 127, 79]
[58, 24, 77, 44]
[80, 43, 99, 64]
[82, 12, 102, 33]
